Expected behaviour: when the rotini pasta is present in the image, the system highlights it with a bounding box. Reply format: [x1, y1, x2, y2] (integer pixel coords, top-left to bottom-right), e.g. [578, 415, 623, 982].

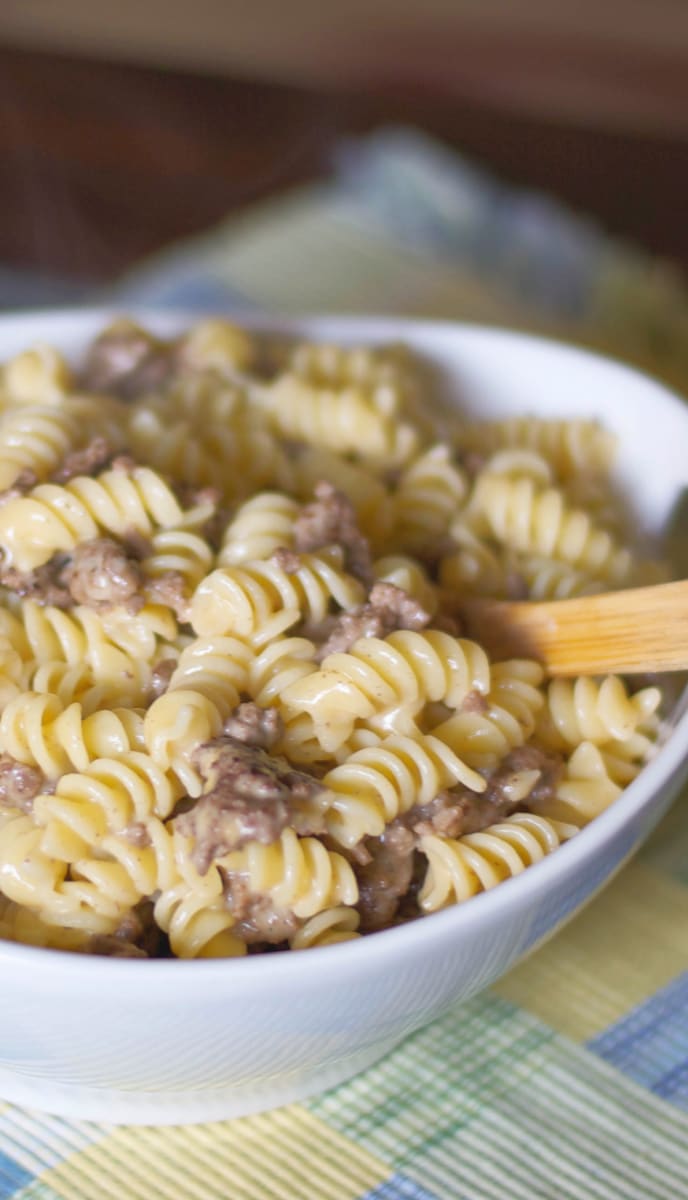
[0, 466, 214, 572]
[0, 318, 667, 958]
[281, 629, 491, 755]
[190, 550, 365, 644]
[418, 813, 580, 912]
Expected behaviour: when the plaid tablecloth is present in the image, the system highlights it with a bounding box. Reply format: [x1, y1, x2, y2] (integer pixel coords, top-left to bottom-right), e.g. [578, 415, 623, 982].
[2, 127, 688, 1200]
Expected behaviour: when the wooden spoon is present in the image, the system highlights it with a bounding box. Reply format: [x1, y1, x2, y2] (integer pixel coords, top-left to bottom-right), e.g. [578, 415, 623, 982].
[460, 579, 688, 676]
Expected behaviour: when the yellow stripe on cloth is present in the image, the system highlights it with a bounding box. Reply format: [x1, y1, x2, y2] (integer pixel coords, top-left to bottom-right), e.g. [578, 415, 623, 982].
[494, 859, 688, 1042]
[42, 1104, 391, 1200]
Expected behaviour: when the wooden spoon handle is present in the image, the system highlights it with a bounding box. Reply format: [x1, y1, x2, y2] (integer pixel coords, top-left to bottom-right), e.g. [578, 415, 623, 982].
[460, 579, 688, 676]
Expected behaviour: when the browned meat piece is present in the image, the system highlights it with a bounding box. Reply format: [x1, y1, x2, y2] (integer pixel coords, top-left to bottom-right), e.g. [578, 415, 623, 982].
[120, 821, 151, 848]
[149, 658, 177, 698]
[121, 527, 153, 560]
[177, 735, 325, 873]
[506, 743, 566, 810]
[461, 689, 489, 714]
[351, 744, 564, 929]
[411, 745, 564, 839]
[0, 556, 72, 608]
[0, 756, 44, 811]
[317, 581, 430, 659]
[0, 469, 38, 504]
[80, 319, 174, 400]
[271, 546, 301, 574]
[145, 570, 189, 620]
[222, 873, 299, 944]
[63, 537, 145, 612]
[86, 935, 148, 958]
[223, 702, 283, 750]
[86, 901, 164, 957]
[294, 480, 372, 585]
[51, 436, 115, 484]
[355, 822, 416, 931]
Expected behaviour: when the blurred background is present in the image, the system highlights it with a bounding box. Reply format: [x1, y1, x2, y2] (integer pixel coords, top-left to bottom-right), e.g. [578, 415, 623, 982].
[0, 1, 687, 306]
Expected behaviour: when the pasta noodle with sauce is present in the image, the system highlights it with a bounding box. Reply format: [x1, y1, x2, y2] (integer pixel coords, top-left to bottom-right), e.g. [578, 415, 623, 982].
[0, 317, 668, 957]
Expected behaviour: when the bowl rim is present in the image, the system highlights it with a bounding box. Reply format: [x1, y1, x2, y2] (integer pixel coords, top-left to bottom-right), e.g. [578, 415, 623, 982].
[0, 307, 686, 985]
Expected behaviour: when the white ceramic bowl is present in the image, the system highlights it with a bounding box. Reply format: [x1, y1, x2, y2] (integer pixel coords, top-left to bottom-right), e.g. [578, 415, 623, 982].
[0, 309, 686, 1126]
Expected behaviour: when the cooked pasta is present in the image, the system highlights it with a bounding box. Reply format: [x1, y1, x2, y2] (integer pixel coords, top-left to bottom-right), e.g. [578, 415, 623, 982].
[418, 813, 579, 912]
[454, 416, 615, 478]
[289, 906, 360, 949]
[217, 492, 301, 566]
[218, 828, 358, 919]
[0, 466, 214, 572]
[190, 550, 365, 643]
[320, 733, 484, 848]
[281, 630, 491, 754]
[393, 445, 467, 553]
[536, 676, 661, 751]
[254, 373, 418, 466]
[0, 318, 668, 957]
[470, 474, 632, 586]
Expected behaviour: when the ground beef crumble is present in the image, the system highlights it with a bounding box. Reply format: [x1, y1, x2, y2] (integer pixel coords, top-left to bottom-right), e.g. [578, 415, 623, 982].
[0, 556, 73, 608]
[144, 570, 190, 620]
[177, 726, 326, 873]
[355, 822, 416, 932]
[0, 756, 45, 812]
[62, 537, 145, 612]
[270, 546, 302, 574]
[222, 701, 283, 750]
[221, 873, 299, 944]
[316, 581, 430, 659]
[80, 320, 175, 400]
[149, 658, 177, 699]
[294, 480, 373, 585]
[50, 436, 115, 484]
[86, 901, 165, 957]
[0, 469, 38, 505]
[351, 744, 564, 929]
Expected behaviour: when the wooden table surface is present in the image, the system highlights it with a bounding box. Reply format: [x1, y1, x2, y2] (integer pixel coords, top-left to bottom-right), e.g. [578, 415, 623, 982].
[0, 44, 686, 285]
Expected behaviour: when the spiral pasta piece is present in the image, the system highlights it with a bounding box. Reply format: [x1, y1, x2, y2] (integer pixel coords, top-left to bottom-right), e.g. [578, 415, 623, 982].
[27, 658, 150, 712]
[0, 808, 175, 935]
[281, 630, 491, 753]
[534, 741, 626, 825]
[0, 405, 79, 489]
[471, 474, 632, 585]
[0, 466, 214, 572]
[144, 689, 223, 795]
[455, 416, 615, 479]
[141, 528, 214, 599]
[429, 659, 544, 772]
[0, 693, 144, 777]
[220, 827, 357, 919]
[0, 343, 72, 408]
[393, 445, 467, 553]
[217, 492, 300, 566]
[254, 374, 417, 466]
[248, 636, 318, 708]
[287, 340, 409, 406]
[190, 551, 365, 644]
[166, 636, 253, 720]
[154, 833, 245, 958]
[0, 600, 174, 686]
[419, 813, 580, 912]
[536, 676, 662, 751]
[289, 906, 360, 949]
[34, 752, 183, 861]
[321, 732, 485, 848]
